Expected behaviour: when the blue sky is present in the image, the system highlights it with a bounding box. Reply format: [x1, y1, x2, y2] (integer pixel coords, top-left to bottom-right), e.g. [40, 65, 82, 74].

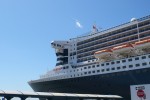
[0, 0, 150, 91]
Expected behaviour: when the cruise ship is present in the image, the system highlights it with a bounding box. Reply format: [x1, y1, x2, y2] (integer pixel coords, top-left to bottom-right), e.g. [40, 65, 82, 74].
[28, 15, 150, 100]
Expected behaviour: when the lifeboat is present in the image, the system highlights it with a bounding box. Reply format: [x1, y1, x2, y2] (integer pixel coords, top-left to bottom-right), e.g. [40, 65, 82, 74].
[53, 67, 62, 72]
[112, 43, 135, 57]
[94, 49, 113, 59]
[134, 38, 150, 49]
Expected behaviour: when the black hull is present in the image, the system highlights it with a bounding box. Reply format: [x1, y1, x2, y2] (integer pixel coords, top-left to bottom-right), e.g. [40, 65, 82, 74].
[29, 68, 150, 100]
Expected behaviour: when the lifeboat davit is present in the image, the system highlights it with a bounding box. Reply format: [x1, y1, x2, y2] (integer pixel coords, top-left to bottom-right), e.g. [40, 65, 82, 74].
[134, 38, 150, 50]
[112, 43, 135, 57]
[94, 49, 113, 59]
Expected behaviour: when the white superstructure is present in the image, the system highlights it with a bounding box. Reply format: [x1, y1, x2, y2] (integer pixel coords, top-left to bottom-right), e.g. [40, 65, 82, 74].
[38, 15, 150, 82]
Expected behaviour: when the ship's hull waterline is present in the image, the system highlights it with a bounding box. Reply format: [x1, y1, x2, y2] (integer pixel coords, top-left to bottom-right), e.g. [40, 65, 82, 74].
[29, 67, 150, 100]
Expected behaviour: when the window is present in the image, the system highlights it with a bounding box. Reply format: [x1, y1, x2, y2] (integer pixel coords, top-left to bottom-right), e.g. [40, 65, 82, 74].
[111, 67, 115, 70]
[128, 58, 132, 62]
[142, 62, 147, 66]
[97, 70, 100, 72]
[117, 67, 120, 70]
[88, 66, 91, 69]
[92, 65, 95, 68]
[84, 72, 87, 74]
[116, 61, 120, 64]
[111, 62, 115, 64]
[101, 69, 105, 72]
[88, 71, 91, 74]
[122, 66, 126, 69]
[106, 68, 110, 71]
[148, 55, 150, 58]
[135, 57, 139, 60]
[142, 56, 146, 59]
[92, 71, 95, 73]
[135, 64, 140, 67]
[97, 65, 100, 67]
[101, 64, 104, 66]
[106, 63, 109, 65]
[66, 66, 69, 69]
[129, 65, 133, 68]
[122, 60, 126, 63]
[84, 67, 87, 69]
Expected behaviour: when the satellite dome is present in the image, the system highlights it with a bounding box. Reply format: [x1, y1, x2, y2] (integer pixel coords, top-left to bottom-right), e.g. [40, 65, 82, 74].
[130, 18, 137, 22]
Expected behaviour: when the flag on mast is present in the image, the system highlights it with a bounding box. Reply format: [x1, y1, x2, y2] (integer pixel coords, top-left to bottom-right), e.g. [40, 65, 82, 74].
[92, 24, 98, 32]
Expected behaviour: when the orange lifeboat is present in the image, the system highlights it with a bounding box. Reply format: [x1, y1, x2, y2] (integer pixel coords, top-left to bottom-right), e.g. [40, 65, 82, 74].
[94, 49, 113, 59]
[53, 67, 62, 72]
[134, 38, 150, 49]
[112, 43, 133, 51]
[112, 43, 134, 57]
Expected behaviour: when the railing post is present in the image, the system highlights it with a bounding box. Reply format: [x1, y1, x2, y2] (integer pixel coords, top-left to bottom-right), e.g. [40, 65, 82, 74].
[20, 97, 27, 100]
[79, 98, 83, 100]
[4, 96, 13, 100]
[47, 98, 52, 100]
